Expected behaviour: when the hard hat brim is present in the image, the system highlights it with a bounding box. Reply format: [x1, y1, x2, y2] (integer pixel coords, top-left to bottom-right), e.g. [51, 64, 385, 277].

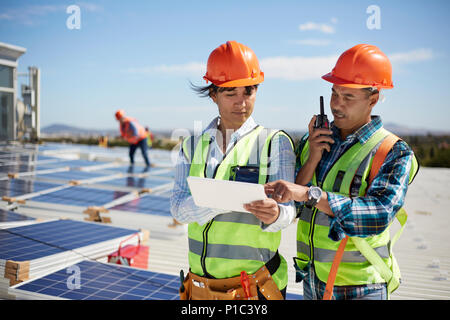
[322, 72, 393, 89]
[205, 72, 264, 88]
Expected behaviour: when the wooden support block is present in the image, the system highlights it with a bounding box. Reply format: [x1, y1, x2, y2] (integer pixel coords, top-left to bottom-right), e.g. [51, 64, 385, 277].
[139, 188, 152, 194]
[5, 260, 30, 272]
[4, 274, 28, 286]
[100, 217, 112, 223]
[4, 270, 28, 281]
[84, 206, 109, 214]
[7, 173, 18, 179]
[16, 199, 26, 204]
[69, 180, 81, 186]
[86, 212, 101, 220]
[2, 196, 16, 203]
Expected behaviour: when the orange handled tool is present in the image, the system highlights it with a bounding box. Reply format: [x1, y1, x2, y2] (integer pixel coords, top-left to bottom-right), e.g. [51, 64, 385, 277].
[240, 271, 251, 299]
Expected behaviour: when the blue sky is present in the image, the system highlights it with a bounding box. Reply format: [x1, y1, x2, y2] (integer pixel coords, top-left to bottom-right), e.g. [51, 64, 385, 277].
[1, 0, 449, 133]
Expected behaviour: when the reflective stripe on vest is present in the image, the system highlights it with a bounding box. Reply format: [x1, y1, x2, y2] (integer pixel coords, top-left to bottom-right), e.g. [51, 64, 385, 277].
[296, 127, 418, 286]
[183, 125, 293, 290]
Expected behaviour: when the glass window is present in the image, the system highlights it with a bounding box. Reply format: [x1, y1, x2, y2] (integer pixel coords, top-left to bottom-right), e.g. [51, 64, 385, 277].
[0, 92, 13, 139]
[0, 65, 13, 88]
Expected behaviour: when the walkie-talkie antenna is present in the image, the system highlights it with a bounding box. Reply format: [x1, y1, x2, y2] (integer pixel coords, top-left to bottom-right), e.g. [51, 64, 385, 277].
[320, 96, 324, 115]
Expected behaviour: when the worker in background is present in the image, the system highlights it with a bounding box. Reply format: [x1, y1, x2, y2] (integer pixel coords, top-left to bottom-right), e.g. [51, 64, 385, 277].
[170, 41, 296, 300]
[98, 135, 108, 148]
[115, 110, 151, 167]
[145, 126, 154, 148]
[264, 44, 419, 300]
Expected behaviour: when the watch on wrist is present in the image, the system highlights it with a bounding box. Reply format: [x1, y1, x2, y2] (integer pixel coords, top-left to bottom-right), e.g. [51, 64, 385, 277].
[305, 186, 323, 208]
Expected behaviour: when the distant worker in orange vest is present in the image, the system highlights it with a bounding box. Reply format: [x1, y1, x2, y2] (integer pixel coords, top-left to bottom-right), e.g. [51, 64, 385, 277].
[115, 109, 151, 167]
[98, 135, 108, 148]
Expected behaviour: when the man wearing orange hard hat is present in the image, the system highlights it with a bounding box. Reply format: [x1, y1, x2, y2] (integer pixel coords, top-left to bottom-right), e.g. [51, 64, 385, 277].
[264, 44, 419, 300]
[115, 109, 151, 167]
[171, 41, 296, 300]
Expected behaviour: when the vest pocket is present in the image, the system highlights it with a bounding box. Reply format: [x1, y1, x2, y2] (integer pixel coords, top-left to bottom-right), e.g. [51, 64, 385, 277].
[230, 165, 260, 183]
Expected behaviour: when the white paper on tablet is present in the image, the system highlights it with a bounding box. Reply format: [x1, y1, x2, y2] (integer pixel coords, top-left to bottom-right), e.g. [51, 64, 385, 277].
[186, 176, 267, 213]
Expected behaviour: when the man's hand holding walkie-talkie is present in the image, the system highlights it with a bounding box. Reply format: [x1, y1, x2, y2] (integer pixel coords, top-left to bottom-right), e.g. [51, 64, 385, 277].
[308, 96, 334, 164]
[263, 96, 336, 217]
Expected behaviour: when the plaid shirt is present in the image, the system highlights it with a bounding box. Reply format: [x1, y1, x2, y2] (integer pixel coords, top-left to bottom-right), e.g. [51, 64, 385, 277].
[295, 116, 414, 300]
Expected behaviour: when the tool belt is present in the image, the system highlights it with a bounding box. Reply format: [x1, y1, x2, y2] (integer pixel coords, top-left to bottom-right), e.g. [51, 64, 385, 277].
[179, 253, 284, 300]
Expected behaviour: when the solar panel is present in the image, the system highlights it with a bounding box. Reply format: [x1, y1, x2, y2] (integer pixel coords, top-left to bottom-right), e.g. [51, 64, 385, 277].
[30, 186, 129, 207]
[110, 194, 171, 216]
[42, 159, 107, 168]
[286, 292, 303, 300]
[0, 179, 62, 198]
[99, 177, 171, 189]
[148, 169, 175, 179]
[36, 170, 110, 181]
[11, 260, 180, 300]
[0, 164, 37, 174]
[0, 153, 37, 163]
[99, 165, 149, 175]
[0, 209, 34, 222]
[0, 219, 139, 261]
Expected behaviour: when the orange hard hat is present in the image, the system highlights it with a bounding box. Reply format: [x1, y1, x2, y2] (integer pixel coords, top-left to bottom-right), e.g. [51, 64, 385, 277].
[322, 44, 393, 89]
[115, 109, 125, 120]
[203, 40, 264, 87]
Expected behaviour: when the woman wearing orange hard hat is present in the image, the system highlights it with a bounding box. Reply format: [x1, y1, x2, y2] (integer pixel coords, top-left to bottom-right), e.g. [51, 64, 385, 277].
[263, 44, 419, 300]
[170, 41, 296, 300]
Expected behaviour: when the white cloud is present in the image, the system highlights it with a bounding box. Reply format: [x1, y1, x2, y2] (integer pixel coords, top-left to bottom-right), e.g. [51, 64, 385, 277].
[389, 48, 433, 64]
[299, 22, 335, 34]
[0, 3, 102, 25]
[260, 55, 338, 81]
[288, 39, 331, 46]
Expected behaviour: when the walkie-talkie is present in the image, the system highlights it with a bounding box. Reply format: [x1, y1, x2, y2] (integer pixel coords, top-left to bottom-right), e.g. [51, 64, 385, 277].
[314, 96, 330, 129]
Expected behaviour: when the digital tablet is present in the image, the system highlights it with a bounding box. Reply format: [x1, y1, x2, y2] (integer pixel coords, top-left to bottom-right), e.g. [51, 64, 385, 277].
[186, 176, 267, 213]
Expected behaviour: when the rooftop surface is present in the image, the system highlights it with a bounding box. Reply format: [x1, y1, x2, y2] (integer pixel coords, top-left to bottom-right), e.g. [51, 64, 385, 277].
[0, 142, 448, 300]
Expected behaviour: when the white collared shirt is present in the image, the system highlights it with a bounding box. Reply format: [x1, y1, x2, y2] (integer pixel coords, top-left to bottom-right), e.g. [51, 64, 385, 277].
[170, 116, 296, 232]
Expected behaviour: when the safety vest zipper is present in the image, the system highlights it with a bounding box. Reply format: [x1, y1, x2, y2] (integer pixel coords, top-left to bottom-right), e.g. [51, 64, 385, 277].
[308, 181, 324, 267]
[201, 219, 214, 277]
[308, 207, 318, 265]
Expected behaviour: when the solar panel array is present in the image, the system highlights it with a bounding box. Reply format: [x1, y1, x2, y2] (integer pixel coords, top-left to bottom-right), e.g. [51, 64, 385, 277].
[0, 209, 36, 229]
[11, 260, 180, 300]
[0, 219, 140, 261]
[0, 209, 35, 223]
[30, 186, 129, 207]
[0, 179, 61, 198]
[0, 143, 306, 300]
[0, 143, 182, 299]
[111, 194, 172, 217]
[36, 170, 110, 182]
[98, 177, 171, 190]
[0, 219, 145, 288]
